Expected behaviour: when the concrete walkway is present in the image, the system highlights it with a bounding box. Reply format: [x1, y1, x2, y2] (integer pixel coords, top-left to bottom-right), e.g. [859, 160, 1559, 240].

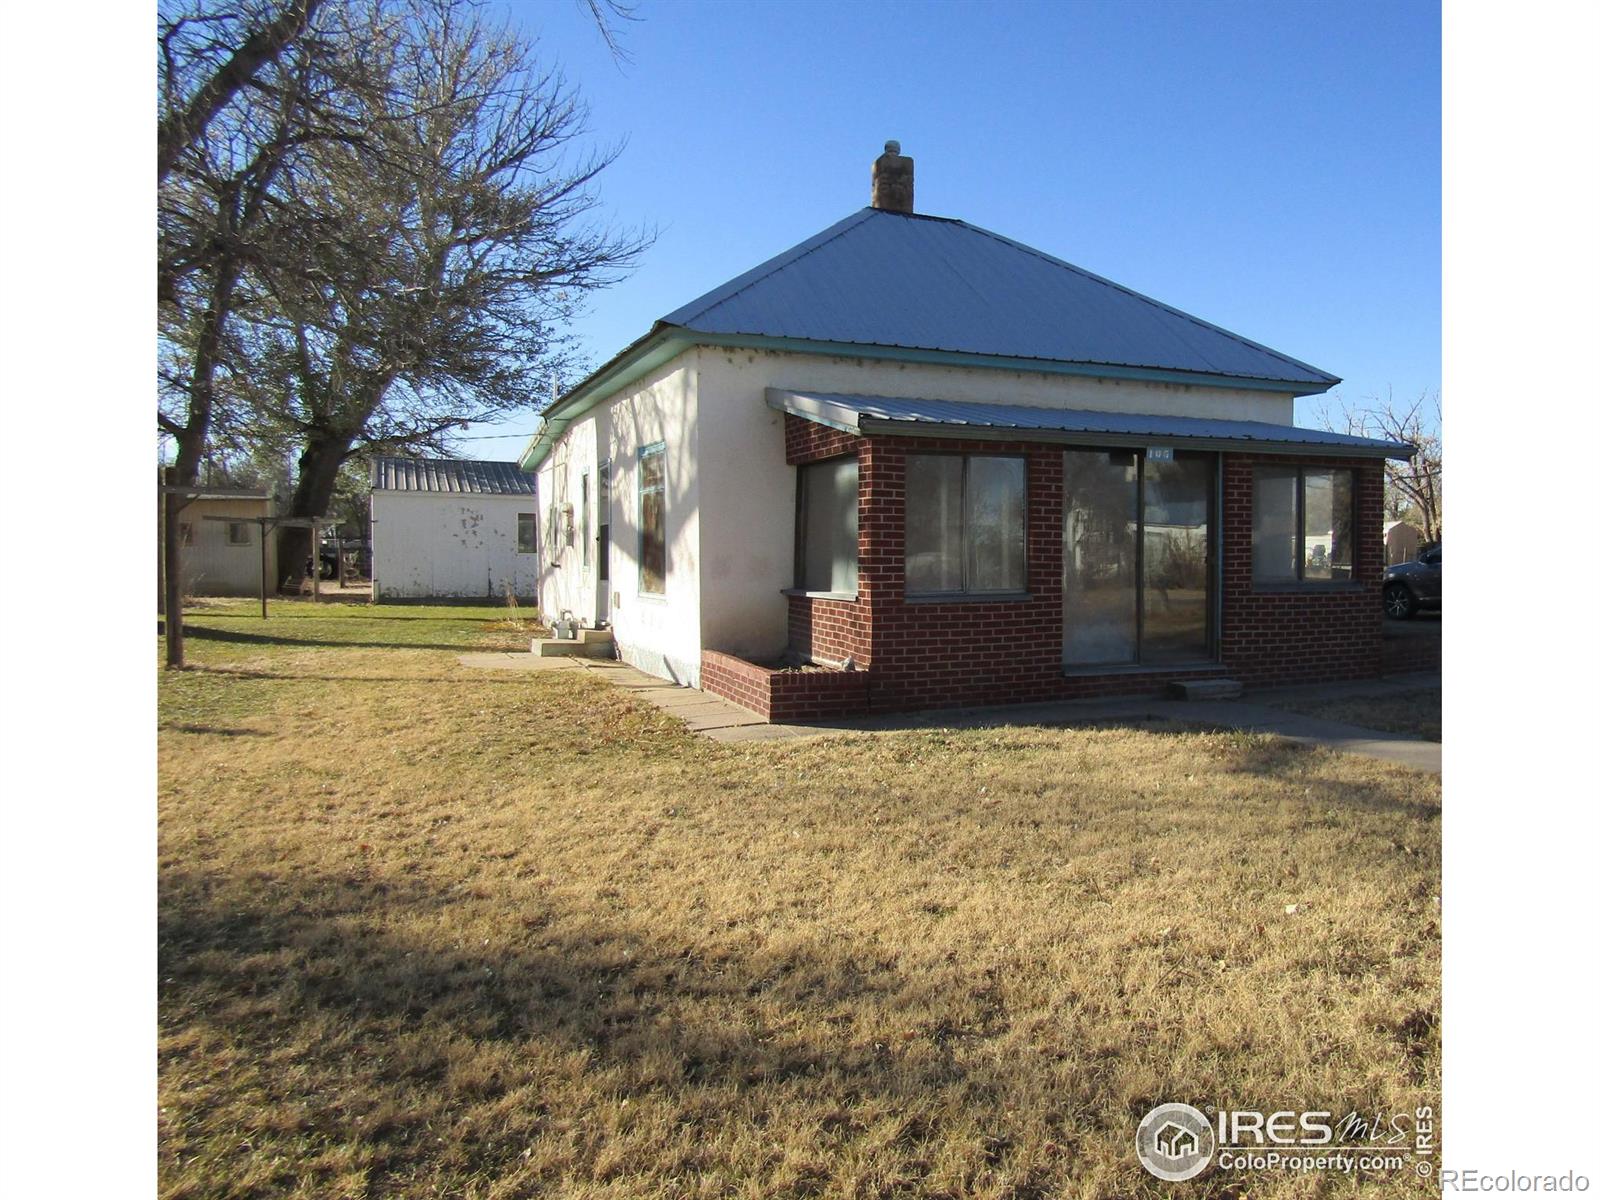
[457, 652, 1440, 774]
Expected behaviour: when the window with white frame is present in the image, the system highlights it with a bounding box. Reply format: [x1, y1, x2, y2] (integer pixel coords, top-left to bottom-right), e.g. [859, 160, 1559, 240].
[638, 442, 666, 594]
[1252, 466, 1355, 584]
[905, 453, 1027, 596]
[794, 456, 859, 594]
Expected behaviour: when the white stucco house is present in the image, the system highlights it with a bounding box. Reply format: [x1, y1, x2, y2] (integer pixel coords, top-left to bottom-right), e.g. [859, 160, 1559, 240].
[370, 457, 540, 601]
[522, 143, 1410, 719]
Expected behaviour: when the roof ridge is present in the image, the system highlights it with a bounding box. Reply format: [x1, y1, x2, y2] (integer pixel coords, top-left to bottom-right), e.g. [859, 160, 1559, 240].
[946, 217, 1339, 384]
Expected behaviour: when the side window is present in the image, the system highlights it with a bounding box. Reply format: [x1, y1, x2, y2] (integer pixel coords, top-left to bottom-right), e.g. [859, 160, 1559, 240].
[905, 453, 1026, 596]
[580, 472, 590, 568]
[638, 443, 667, 594]
[516, 513, 537, 554]
[795, 456, 859, 593]
[226, 522, 252, 546]
[1252, 466, 1355, 585]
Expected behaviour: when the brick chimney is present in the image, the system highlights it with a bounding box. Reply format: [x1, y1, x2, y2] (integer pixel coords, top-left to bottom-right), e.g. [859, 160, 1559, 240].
[871, 140, 914, 214]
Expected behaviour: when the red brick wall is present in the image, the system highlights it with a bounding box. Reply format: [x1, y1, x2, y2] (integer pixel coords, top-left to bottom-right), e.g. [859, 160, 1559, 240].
[776, 415, 1390, 714]
[1218, 455, 1386, 687]
[1382, 629, 1441, 676]
[787, 595, 870, 667]
[784, 418, 873, 668]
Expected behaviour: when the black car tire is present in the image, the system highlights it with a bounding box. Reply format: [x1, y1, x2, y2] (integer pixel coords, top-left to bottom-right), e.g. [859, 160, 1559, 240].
[1384, 582, 1417, 620]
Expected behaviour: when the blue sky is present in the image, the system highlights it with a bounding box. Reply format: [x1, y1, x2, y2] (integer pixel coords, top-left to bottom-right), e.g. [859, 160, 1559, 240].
[463, 0, 1440, 455]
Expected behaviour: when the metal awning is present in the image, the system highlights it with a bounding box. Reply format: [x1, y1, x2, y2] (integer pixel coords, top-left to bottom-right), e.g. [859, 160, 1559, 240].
[767, 389, 1413, 460]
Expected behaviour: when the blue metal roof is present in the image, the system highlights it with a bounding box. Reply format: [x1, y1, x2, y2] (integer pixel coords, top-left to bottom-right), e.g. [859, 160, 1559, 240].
[371, 456, 537, 495]
[768, 390, 1413, 460]
[664, 209, 1338, 388]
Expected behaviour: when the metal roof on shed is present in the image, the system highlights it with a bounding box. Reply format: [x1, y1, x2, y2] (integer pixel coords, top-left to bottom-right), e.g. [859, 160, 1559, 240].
[768, 390, 1412, 460]
[371, 457, 537, 495]
[664, 209, 1338, 388]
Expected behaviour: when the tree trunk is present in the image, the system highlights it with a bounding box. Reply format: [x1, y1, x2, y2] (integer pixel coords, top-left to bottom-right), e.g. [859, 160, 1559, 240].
[278, 433, 352, 585]
[172, 258, 241, 485]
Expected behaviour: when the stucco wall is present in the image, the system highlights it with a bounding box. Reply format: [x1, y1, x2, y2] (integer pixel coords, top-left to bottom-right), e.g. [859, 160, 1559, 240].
[545, 359, 702, 685]
[691, 346, 1305, 664]
[537, 409, 604, 625]
[371, 492, 539, 600]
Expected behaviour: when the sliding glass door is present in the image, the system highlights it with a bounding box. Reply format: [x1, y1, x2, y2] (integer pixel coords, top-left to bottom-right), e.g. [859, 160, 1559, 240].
[1062, 451, 1139, 665]
[1062, 450, 1215, 668]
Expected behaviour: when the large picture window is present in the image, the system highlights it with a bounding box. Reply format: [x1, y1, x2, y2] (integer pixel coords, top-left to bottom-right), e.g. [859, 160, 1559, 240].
[638, 442, 667, 594]
[1252, 466, 1355, 584]
[795, 456, 858, 594]
[905, 453, 1026, 596]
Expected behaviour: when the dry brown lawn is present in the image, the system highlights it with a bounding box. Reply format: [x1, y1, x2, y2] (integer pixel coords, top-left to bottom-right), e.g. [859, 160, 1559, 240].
[159, 601, 1441, 1199]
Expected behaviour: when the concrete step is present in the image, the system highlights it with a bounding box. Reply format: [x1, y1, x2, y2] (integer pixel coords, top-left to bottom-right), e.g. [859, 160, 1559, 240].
[532, 635, 614, 659]
[1168, 677, 1243, 701]
[577, 627, 613, 647]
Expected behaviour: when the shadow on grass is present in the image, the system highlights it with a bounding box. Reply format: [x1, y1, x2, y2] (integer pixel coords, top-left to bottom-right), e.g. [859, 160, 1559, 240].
[195, 610, 505, 623]
[179, 664, 547, 687]
[159, 865, 1061, 1195]
[177, 623, 474, 653]
[160, 723, 274, 738]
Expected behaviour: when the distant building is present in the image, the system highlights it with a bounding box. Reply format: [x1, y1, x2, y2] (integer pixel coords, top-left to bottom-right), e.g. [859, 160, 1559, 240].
[1385, 520, 1424, 565]
[169, 487, 277, 598]
[369, 457, 539, 601]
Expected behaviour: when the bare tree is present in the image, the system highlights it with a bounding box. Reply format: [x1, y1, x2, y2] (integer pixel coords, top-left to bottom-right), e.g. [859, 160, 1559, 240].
[158, 0, 646, 541]
[158, 0, 381, 484]
[1317, 389, 1443, 542]
[157, 0, 325, 183]
[219, 0, 648, 571]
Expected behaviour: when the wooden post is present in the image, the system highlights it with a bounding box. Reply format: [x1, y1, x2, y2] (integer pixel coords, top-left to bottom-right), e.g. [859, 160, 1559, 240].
[259, 517, 269, 620]
[162, 467, 184, 668]
[310, 518, 321, 603]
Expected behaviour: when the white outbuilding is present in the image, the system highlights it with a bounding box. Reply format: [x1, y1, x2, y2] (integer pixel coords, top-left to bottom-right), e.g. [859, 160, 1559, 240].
[370, 457, 539, 602]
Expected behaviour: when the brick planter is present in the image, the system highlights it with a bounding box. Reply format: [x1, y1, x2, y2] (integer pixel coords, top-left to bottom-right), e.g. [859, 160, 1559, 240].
[701, 650, 870, 722]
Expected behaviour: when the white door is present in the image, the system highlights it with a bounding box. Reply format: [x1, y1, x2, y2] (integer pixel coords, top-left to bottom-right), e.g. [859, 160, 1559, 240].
[595, 460, 610, 626]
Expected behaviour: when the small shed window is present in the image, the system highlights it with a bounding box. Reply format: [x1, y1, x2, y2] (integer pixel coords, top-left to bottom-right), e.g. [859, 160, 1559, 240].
[795, 456, 858, 594]
[905, 453, 1027, 596]
[638, 442, 667, 595]
[226, 522, 252, 546]
[1253, 466, 1355, 584]
[516, 513, 537, 554]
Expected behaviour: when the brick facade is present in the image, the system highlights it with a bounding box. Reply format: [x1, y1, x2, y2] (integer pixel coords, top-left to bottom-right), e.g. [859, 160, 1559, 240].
[706, 414, 1391, 720]
[1218, 453, 1387, 687]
